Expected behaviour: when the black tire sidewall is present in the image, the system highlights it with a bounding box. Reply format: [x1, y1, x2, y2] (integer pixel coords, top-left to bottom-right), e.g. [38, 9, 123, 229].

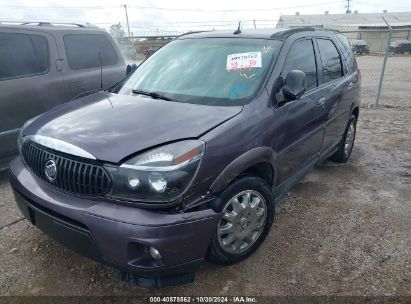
[343, 115, 357, 161]
[207, 176, 275, 265]
[330, 114, 357, 163]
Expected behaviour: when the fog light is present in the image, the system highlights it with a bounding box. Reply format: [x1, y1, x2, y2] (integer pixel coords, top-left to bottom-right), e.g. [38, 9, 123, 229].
[149, 246, 162, 260]
[149, 173, 167, 193]
[127, 176, 140, 189]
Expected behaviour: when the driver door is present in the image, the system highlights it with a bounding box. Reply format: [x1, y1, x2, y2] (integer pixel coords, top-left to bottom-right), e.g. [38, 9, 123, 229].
[273, 38, 326, 184]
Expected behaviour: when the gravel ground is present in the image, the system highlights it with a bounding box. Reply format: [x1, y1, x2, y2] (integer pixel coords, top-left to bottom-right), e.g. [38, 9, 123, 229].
[0, 56, 410, 296]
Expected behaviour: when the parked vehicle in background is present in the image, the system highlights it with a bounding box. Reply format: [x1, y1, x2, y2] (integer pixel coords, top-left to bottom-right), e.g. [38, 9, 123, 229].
[0, 22, 128, 170]
[389, 40, 411, 54]
[350, 39, 369, 55]
[143, 46, 161, 58]
[10, 27, 360, 287]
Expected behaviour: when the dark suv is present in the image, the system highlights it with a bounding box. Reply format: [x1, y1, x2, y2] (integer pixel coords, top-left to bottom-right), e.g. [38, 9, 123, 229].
[9, 28, 360, 287]
[0, 22, 127, 170]
[389, 39, 411, 54]
[350, 39, 369, 55]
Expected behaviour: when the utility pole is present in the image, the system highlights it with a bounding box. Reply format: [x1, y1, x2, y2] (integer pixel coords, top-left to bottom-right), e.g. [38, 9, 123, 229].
[253, 19, 256, 29]
[123, 4, 131, 38]
[346, 0, 351, 14]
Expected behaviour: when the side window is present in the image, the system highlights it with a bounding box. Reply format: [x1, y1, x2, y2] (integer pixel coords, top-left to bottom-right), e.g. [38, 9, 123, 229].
[64, 34, 118, 70]
[335, 34, 357, 73]
[0, 33, 49, 80]
[282, 39, 318, 91]
[317, 39, 343, 83]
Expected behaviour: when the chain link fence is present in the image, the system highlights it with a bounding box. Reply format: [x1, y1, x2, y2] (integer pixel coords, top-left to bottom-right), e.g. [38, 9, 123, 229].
[340, 28, 411, 108]
[116, 37, 172, 63]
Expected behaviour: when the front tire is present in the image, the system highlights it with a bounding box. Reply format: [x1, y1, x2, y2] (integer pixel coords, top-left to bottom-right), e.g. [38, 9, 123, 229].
[330, 115, 357, 163]
[207, 176, 275, 265]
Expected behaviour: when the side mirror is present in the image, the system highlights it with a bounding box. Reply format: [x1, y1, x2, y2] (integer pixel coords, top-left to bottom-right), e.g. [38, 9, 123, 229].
[282, 70, 307, 101]
[108, 63, 139, 93]
[126, 63, 138, 76]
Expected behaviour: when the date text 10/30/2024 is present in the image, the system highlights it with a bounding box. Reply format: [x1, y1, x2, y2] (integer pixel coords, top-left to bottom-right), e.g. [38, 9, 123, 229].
[149, 296, 258, 303]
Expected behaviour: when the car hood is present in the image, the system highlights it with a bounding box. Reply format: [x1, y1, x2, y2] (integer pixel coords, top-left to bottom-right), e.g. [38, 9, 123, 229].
[24, 92, 242, 163]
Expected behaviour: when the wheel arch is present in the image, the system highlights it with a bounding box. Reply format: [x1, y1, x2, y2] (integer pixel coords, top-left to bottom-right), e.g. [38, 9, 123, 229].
[351, 106, 359, 119]
[209, 147, 277, 194]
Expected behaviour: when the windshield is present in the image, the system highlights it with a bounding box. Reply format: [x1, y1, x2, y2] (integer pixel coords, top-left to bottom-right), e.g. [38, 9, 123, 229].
[117, 38, 283, 106]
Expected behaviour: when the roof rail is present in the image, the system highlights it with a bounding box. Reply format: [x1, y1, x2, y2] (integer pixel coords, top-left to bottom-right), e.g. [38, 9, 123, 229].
[178, 30, 210, 38]
[271, 26, 337, 38]
[271, 27, 317, 38]
[0, 21, 96, 28]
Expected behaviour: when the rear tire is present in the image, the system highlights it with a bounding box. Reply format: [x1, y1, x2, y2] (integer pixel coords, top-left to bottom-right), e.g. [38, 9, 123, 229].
[330, 115, 357, 163]
[207, 176, 275, 265]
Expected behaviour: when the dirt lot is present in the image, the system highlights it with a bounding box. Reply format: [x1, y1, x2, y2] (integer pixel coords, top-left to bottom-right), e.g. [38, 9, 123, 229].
[0, 57, 410, 296]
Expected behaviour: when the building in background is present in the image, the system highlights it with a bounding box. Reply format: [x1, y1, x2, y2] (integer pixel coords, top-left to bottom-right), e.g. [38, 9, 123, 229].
[276, 12, 411, 53]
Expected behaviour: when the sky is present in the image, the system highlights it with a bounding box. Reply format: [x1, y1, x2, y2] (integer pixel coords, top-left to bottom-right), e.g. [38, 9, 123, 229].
[1, 0, 411, 35]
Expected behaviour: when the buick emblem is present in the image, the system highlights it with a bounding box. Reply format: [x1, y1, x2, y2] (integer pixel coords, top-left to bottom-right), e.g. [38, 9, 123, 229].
[44, 159, 57, 182]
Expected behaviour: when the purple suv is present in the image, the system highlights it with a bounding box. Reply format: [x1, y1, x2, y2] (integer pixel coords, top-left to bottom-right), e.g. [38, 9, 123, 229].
[9, 28, 360, 287]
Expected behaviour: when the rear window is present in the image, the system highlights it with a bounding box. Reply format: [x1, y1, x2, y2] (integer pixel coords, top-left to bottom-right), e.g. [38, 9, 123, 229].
[64, 34, 118, 70]
[0, 33, 49, 80]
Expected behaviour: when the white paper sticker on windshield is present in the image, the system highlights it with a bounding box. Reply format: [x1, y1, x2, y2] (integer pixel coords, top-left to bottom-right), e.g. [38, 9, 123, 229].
[226, 52, 262, 71]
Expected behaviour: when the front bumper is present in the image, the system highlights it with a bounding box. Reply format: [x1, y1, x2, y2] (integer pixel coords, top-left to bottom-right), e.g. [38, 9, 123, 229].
[9, 156, 221, 287]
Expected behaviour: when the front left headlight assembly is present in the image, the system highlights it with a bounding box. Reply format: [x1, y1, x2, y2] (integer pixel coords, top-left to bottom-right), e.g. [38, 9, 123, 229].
[105, 140, 205, 203]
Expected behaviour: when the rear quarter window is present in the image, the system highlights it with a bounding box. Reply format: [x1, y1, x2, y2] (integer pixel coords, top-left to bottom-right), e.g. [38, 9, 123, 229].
[0, 33, 49, 80]
[64, 34, 118, 70]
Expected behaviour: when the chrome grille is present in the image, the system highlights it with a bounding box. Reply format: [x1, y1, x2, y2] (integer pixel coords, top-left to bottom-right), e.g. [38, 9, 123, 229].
[21, 141, 111, 196]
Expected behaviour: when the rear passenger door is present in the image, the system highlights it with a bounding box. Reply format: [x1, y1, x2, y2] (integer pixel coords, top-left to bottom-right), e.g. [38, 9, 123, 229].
[59, 33, 126, 99]
[315, 37, 353, 153]
[0, 30, 69, 164]
[274, 38, 325, 184]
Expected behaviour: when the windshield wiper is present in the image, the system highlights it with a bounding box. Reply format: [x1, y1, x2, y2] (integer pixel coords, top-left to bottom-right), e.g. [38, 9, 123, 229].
[132, 89, 173, 101]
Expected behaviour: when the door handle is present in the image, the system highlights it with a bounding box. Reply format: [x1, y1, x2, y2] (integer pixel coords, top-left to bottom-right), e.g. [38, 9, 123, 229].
[55, 59, 64, 71]
[317, 97, 326, 107]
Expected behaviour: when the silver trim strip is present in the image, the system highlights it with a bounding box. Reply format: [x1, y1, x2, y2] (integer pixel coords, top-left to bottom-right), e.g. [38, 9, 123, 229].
[0, 128, 20, 137]
[24, 135, 96, 160]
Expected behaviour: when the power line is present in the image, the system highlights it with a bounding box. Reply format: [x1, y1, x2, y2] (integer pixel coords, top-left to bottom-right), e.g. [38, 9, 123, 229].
[96, 19, 281, 26]
[355, 1, 411, 9]
[127, 1, 345, 12]
[1, 1, 345, 11]
[0, 5, 119, 9]
[103, 19, 281, 30]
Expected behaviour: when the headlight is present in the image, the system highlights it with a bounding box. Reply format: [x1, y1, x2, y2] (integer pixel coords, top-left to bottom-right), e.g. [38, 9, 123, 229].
[105, 140, 205, 203]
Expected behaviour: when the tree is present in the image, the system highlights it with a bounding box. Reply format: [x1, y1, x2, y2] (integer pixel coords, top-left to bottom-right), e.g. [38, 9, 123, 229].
[110, 23, 125, 39]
